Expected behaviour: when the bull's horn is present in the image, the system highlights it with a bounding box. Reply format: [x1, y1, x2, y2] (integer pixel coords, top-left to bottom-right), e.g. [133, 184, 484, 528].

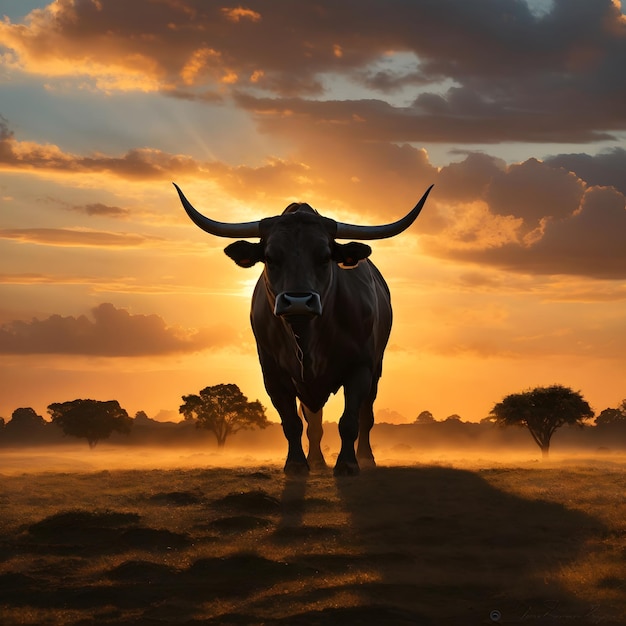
[174, 183, 261, 238]
[335, 184, 433, 240]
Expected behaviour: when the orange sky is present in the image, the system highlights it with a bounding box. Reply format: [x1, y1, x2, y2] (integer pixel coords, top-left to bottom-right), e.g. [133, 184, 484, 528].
[1, 0, 625, 424]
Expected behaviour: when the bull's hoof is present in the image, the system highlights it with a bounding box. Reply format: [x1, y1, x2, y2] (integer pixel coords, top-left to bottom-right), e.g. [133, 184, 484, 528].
[357, 456, 376, 470]
[284, 460, 310, 476]
[307, 456, 328, 471]
[333, 461, 360, 476]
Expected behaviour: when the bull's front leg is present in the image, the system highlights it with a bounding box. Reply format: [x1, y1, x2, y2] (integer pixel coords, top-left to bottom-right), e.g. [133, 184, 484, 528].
[278, 397, 309, 475]
[271, 392, 308, 474]
[335, 366, 372, 476]
[260, 355, 309, 475]
[271, 390, 308, 475]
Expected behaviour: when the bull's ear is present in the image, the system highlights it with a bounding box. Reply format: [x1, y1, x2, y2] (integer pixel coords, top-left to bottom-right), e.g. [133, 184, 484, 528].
[224, 241, 263, 268]
[332, 241, 372, 267]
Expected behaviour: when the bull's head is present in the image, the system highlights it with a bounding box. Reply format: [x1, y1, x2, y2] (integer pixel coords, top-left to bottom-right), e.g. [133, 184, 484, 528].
[174, 184, 433, 321]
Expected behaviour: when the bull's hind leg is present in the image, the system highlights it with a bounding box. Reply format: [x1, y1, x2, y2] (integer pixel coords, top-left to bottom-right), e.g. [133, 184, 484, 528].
[356, 380, 378, 469]
[300, 404, 327, 470]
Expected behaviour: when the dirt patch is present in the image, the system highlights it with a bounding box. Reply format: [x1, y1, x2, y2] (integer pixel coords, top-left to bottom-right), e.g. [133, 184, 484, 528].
[148, 490, 203, 505]
[214, 489, 282, 514]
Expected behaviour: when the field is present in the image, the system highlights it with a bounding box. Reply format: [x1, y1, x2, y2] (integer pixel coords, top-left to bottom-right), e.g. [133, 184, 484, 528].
[1, 447, 625, 625]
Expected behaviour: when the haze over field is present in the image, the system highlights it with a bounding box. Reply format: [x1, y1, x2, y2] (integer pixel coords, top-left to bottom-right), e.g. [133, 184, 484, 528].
[1, 0, 625, 423]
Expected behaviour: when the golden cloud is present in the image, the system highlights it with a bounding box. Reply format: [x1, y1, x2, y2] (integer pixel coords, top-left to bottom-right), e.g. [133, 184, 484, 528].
[0, 302, 234, 355]
[0, 228, 162, 248]
[221, 7, 262, 22]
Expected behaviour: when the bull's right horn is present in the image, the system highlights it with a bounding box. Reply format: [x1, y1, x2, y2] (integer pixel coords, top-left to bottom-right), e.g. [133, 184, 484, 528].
[335, 185, 433, 240]
[174, 183, 261, 238]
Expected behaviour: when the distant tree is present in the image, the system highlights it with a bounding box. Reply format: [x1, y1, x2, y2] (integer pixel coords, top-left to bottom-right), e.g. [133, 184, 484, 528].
[48, 399, 132, 448]
[5, 407, 46, 435]
[444, 414, 462, 422]
[490, 385, 593, 458]
[415, 410, 435, 424]
[179, 383, 269, 448]
[134, 410, 158, 425]
[595, 401, 626, 428]
[376, 408, 407, 423]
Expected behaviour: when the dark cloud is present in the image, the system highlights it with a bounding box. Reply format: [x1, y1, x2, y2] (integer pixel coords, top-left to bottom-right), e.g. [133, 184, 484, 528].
[235, 93, 619, 145]
[544, 148, 626, 195]
[76, 203, 130, 218]
[485, 158, 585, 225]
[0, 115, 13, 141]
[161, 88, 224, 103]
[0, 303, 233, 355]
[436, 153, 507, 203]
[425, 184, 626, 279]
[1, 0, 624, 143]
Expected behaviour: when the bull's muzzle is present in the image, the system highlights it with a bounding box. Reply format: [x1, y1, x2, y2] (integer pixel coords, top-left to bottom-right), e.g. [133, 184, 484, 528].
[274, 292, 322, 318]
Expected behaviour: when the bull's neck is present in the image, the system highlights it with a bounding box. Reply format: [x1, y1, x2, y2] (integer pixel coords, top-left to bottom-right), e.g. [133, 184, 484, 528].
[284, 316, 329, 382]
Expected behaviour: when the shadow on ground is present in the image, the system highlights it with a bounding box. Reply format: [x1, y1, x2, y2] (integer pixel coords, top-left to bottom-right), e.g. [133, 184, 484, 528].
[0, 464, 622, 625]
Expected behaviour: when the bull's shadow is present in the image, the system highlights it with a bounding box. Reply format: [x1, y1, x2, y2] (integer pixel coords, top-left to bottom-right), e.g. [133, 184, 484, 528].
[276, 465, 616, 625]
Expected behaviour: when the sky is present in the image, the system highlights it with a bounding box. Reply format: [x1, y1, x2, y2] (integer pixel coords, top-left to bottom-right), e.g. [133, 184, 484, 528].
[0, 0, 625, 425]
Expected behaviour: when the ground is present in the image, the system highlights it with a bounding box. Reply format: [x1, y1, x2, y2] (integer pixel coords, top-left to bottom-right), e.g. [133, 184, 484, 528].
[0, 448, 625, 625]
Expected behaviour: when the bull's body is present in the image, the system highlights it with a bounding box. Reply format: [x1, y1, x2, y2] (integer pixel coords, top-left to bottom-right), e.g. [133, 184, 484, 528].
[249, 210, 392, 473]
[175, 186, 432, 475]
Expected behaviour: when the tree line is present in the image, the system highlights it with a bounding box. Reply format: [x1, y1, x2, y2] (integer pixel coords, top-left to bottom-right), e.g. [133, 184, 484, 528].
[0, 384, 269, 449]
[1, 384, 625, 458]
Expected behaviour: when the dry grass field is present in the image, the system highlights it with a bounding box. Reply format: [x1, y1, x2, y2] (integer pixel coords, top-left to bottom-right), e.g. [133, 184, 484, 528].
[0, 448, 625, 625]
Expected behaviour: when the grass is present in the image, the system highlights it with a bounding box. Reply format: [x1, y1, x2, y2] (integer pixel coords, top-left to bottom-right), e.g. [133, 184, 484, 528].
[0, 449, 625, 625]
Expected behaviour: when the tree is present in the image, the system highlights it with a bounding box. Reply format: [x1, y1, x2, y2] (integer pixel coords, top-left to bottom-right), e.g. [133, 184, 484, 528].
[414, 410, 435, 424]
[179, 383, 269, 448]
[48, 399, 132, 448]
[480, 415, 498, 425]
[490, 385, 593, 458]
[3, 407, 48, 442]
[6, 407, 46, 432]
[595, 400, 626, 428]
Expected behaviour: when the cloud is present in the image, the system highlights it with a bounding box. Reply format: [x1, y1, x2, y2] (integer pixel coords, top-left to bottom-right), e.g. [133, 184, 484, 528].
[0, 272, 239, 297]
[0, 302, 233, 355]
[73, 202, 130, 218]
[6, 122, 620, 280]
[544, 147, 626, 195]
[484, 158, 585, 226]
[425, 183, 626, 279]
[1, 0, 624, 142]
[0, 228, 161, 248]
[0, 118, 313, 206]
[0, 118, 203, 179]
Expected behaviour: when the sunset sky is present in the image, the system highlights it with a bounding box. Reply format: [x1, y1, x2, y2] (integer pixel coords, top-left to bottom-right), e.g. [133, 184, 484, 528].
[1, 0, 625, 425]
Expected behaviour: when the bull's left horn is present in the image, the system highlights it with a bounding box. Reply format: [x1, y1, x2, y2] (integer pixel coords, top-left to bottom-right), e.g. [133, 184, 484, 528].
[174, 183, 261, 238]
[334, 185, 433, 240]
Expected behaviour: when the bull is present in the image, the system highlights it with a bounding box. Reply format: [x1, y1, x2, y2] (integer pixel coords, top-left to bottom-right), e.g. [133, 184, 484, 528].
[174, 184, 433, 475]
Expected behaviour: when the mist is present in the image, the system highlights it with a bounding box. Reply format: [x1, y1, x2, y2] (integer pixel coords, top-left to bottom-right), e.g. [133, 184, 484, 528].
[2, 440, 625, 477]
